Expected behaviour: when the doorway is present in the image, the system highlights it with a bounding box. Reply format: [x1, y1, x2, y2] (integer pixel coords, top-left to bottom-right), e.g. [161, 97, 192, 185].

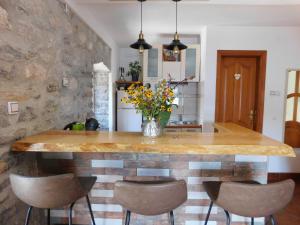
[215, 50, 267, 132]
[284, 70, 300, 148]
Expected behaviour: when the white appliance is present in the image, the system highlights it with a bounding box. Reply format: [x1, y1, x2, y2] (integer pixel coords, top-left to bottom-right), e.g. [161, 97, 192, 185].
[117, 90, 142, 132]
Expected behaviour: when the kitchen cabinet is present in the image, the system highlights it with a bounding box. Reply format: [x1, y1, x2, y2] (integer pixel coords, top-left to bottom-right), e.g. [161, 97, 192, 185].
[162, 45, 182, 81]
[143, 44, 200, 82]
[143, 45, 162, 83]
[162, 61, 181, 81]
[181, 44, 201, 82]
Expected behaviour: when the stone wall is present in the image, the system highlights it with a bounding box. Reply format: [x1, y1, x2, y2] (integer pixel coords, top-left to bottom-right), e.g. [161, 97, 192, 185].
[0, 0, 111, 224]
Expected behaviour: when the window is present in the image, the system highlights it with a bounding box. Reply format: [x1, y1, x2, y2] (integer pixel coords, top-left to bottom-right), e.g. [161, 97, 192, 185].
[284, 70, 300, 148]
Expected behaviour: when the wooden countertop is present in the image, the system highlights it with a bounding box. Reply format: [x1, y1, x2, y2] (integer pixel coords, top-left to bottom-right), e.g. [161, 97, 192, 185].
[12, 123, 295, 157]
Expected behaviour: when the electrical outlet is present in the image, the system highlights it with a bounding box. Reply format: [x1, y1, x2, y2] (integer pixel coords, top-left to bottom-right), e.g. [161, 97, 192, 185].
[270, 90, 281, 96]
[8, 102, 19, 115]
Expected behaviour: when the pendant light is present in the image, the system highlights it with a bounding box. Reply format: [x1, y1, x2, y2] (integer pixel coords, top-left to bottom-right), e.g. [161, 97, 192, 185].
[166, 0, 187, 54]
[130, 0, 152, 54]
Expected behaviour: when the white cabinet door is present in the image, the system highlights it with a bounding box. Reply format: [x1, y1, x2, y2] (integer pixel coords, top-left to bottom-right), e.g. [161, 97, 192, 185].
[143, 44, 200, 83]
[143, 45, 162, 83]
[181, 45, 200, 82]
[162, 61, 181, 81]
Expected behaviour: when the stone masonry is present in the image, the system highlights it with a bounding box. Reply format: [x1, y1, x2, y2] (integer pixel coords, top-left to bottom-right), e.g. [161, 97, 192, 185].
[0, 0, 111, 224]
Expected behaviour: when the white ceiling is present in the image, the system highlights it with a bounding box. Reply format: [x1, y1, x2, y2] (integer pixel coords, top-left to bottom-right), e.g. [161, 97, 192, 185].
[70, 0, 300, 47]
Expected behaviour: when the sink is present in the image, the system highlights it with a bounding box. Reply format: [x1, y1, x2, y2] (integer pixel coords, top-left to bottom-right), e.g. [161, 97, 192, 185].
[168, 121, 197, 125]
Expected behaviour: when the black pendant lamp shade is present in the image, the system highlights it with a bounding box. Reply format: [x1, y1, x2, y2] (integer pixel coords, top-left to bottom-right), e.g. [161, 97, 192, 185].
[166, 33, 187, 52]
[130, 32, 152, 52]
[167, 0, 187, 54]
[130, 0, 152, 53]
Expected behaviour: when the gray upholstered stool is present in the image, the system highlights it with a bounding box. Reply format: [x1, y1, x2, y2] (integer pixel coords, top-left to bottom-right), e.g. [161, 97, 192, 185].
[203, 179, 295, 225]
[114, 180, 187, 225]
[10, 173, 97, 225]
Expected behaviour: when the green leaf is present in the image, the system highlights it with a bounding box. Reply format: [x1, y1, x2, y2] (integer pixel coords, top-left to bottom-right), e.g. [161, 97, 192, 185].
[158, 111, 171, 128]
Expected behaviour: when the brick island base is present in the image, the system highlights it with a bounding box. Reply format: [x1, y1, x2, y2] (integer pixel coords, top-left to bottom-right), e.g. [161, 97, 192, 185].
[38, 153, 267, 225]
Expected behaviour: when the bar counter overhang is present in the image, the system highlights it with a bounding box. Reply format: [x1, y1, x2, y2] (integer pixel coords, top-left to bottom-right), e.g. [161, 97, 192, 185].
[11, 123, 295, 225]
[12, 123, 294, 156]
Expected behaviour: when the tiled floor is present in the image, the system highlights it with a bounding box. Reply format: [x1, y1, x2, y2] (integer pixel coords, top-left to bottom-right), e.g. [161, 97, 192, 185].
[276, 181, 300, 225]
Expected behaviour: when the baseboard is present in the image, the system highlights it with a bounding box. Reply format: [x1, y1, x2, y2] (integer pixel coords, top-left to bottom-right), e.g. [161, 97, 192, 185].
[268, 173, 300, 183]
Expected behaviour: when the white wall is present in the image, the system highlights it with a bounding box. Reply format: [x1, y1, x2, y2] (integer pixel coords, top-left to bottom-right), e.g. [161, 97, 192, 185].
[66, 0, 119, 131]
[201, 26, 300, 172]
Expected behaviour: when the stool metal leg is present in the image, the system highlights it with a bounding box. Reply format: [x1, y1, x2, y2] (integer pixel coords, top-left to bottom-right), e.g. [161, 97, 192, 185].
[224, 210, 231, 225]
[24, 206, 33, 225]
[47, 209, 50, 225]
[204, 201, 213, 225]
[69, 202, 76, 225]
[251, 217, 254, 225]
[270, 215, 277, 225]
[125, 210, 131, 225]
[169, 210, 175, 225]
[86, 195, 96, 225]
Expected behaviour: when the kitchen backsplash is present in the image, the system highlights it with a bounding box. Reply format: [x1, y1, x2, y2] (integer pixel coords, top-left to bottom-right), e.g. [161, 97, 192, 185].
[169, 83, 199, 124]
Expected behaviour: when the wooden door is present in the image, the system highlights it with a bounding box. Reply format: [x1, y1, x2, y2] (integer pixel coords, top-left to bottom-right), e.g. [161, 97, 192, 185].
[215, 57, 258, 130]
[284, 71, 300, 147]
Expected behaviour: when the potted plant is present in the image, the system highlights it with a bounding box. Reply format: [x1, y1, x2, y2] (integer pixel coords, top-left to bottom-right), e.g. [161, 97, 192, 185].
[128, 61, 142, 82]
[121, 80, 175, 137]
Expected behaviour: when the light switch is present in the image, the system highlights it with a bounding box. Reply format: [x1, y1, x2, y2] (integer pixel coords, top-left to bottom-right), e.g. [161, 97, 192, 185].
[62, 77, 69, 87]
[8, 102, 19, 115]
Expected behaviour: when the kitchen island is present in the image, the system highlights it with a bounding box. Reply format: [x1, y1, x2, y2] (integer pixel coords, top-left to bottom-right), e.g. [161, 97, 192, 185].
[12, 123, 294, 225]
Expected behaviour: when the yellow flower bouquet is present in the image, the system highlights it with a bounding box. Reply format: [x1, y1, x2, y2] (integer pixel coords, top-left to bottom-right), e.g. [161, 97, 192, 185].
[121, 80, 175, 128]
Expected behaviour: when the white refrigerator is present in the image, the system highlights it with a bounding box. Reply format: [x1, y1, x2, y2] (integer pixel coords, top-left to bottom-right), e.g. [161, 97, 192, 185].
[117, 90, 142, 132]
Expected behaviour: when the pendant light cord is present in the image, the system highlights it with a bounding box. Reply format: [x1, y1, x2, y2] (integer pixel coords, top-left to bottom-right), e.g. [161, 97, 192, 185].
[176, 0, 178, 33]
[140, 0, 143, 32]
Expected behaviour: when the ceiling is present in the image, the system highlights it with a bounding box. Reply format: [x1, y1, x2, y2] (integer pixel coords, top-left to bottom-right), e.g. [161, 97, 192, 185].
[69, 0, 300, 47]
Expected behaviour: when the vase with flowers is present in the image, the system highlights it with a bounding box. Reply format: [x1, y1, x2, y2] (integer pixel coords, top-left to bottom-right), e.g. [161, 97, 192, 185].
[121, 80, 175, 137]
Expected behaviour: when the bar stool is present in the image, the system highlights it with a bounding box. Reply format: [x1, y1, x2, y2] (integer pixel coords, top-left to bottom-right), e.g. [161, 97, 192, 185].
[10, 173, 97, 225]
[114, 180, 187, 225]
[203, 179, 295, 225]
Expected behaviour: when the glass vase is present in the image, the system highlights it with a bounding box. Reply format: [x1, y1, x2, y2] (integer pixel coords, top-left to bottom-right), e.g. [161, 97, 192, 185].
[143, 118, 162, 137]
